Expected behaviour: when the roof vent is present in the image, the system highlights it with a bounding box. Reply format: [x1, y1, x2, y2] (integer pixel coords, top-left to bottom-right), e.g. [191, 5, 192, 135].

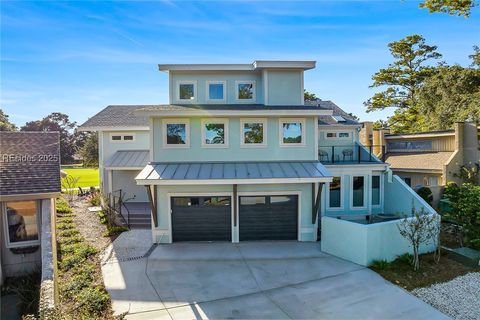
[332, 115, 346, 122]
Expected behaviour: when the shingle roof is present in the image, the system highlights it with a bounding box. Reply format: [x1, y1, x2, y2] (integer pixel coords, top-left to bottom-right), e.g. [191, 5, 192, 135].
[105, 150, 149, 169]
[385, 152, 454, 171]
[0, 132, 61, 196]
[79, 105, 149, 130]
[136, 161, 332, 185]
[305, 100, 360, 126]
[137, 104, 330, 112]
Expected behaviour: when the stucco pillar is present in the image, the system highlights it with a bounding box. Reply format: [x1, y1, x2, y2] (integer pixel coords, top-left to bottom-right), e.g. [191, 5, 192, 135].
[360, 122, 373, 147]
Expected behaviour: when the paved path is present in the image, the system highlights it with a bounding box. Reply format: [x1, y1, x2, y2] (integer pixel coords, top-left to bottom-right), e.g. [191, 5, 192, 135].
[101, 240, 449, 319]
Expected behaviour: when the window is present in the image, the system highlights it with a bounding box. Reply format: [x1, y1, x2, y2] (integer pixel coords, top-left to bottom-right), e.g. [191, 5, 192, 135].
[202, 119, 229, 147]
[426, 176, 439, 186]
[4, 201, 39, 248]
[403, 177, 412, 187]
[280, 119, 305, 146]
[325, 131, 350, 139]
[177, 81, 197, 102]
[240, 119, 267, 146]
[372, 175, 381, 206]
[110, 133, 136, 142]
[328, 177, 342, 208]
[235, 81, 256, 101]
[352, 176, 365, 208]
[173, 197, 230, 207]
[387, 140, 433, 152]
[240, 197, 266, 205]
[162, 119, 190, 148]
[207, 81, 226, 101]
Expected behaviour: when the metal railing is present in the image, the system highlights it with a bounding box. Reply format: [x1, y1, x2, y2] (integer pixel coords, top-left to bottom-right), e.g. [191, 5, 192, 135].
[318, 144, 385, 164]
[108, 189, 130, 229]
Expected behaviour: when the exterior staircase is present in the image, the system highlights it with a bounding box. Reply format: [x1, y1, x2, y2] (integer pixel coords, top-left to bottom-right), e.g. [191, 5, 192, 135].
[121, 202, 152, 229]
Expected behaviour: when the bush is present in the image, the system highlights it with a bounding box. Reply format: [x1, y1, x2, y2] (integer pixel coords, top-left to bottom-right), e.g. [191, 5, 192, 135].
[62, 272, 93, 298]
[416, 186, 433, 205]
[57, 235, 83, 245]
[58, 229, 80, 238]
[98, 211, 107, 224]
[76, 287, 109, 315]
[89, 193, 101, 206]
[57, 222, 75, 230]
[396, 253, 414, 265]
[59, 243, 97, 270]
[103, 226, 128, 237]
[370, 259, 391, 270]
[56, 197, 73, 213]
[9, 272, 41, 317]
[57, 216, 73, 224]
[60, 242, 95, 255]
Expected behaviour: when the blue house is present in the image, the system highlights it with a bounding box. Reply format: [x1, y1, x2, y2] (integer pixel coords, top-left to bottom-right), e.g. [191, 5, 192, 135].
[80, 61, 436, 265]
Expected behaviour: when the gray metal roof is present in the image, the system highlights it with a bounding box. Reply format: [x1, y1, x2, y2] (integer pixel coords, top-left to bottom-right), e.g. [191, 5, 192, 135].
[105, 150, 150, 169]
[305, 100, 360, 126]
[0, 132, 61, 196]
[136, 161, 332, 185]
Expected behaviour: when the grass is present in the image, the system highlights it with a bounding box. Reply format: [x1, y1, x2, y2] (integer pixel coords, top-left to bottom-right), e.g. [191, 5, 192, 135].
[62, 167, 99, 188]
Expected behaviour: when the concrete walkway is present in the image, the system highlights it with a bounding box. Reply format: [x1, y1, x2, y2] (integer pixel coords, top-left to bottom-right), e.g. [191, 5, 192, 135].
[101, 239, 449, 319]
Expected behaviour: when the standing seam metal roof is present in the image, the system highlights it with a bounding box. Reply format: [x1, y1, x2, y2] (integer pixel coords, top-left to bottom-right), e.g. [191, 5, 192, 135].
[105, 150, 150, 168]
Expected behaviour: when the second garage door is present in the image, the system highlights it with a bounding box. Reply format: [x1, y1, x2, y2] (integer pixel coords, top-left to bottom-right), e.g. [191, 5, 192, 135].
[239, 195, 298, 241]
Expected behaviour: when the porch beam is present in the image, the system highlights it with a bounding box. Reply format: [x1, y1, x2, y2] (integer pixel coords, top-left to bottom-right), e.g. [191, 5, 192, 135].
[312, 183, 323, 224]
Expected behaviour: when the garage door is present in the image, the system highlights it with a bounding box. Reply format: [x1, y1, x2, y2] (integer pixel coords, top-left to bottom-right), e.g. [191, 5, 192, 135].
[171, 196, 231, 242]
[239, 195, 298, 241]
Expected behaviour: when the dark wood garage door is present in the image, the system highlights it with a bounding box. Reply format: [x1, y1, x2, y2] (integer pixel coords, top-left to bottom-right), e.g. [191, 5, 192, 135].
[171, 196, 231, 242]
[239, 195, 298, 241]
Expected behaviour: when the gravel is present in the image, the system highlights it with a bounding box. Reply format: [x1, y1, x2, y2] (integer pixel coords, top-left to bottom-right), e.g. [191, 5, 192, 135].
[412, 272, 480, 320]
[101, 229, 153, 264]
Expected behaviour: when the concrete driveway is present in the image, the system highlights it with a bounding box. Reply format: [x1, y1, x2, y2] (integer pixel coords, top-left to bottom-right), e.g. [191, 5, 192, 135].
[101, 241, 448, 319]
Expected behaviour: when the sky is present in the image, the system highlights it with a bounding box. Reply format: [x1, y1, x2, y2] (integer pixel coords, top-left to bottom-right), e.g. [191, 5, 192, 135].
[1, 1, 479, 128]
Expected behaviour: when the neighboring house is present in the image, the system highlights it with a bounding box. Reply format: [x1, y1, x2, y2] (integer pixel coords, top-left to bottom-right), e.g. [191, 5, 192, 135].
[0, 132, 61, 284]
[361, 122, 480, 205]
[79, 60, 430, 251]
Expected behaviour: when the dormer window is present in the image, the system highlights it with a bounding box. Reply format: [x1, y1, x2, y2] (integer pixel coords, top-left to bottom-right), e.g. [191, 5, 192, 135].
[235, 81, 256, 102]
[177, 81, 197, 102]
[207, 81, 226, 102]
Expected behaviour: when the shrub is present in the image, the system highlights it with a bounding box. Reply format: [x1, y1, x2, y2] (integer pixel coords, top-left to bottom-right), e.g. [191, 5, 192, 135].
[59, 243, 97, 270]
[71, 261, 97, 276]
[89, 193, 101, 206]
[98, 211, 107, 224]
[56, 197, 73, 213]
[76, 287, 109, 315]
[57, 222, 75, 230]
[58, 229, 80, 238]
[60, 242, 95, 255]
[57, 235, 83, 245]
[62, 272, 93, 298]
[416, 186, 433, 205]
[103, 226, 128, 237]
[57, 216, 73, 224]
[396, 253, 414, 265]
[9, 272, 41, 317]
[370, 259, 391, 270]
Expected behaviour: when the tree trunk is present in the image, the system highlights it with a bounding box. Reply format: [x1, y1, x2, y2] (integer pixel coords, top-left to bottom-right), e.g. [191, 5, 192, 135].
[413, 246, 419, 271]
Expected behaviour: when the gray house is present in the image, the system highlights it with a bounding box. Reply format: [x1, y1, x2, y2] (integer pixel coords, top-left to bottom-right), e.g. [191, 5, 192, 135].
[0, 132, 61, 284]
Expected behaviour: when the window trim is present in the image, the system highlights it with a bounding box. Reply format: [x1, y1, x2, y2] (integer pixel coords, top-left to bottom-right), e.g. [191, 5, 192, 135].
[327, 176, 343, 210]
[162, 119, 190, 148]
[109, 133, 136, 143]
[201, 118, 229, 148]
[235, 80, 256, 102]
[371, 174, 382, 208]
[176, 80, 197, 103]
[239, 118, 267, 148]
[279, 118, 306, 147]
[350, 175, 367, 210]
[3, 200, 41, 249]
[206, 80, 227, 103]
[325, 131, 351, 140]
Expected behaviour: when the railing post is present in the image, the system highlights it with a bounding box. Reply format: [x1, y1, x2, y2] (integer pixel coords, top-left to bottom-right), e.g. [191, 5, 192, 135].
[331, 146, 335, 164]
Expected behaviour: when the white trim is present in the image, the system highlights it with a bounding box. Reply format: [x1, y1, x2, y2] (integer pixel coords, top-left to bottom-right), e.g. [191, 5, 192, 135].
[162, 119, 191, 148]
[300, 70, 304, 104]
[109, 132, 137, 143]
[237, 190, 302, 242]
[326, 176, 344, 210]
[235, 80, 256, 102]
[206, 80, 227, 103]
[239, 118, 267, 148]
[149, 118, 154, 162]
[201, 118, 229, 148]
[2, 200, 41, 249]
[314, 116, 319, 160]
[167, 192, 234, 243]
[137, 176, 332, 186]
[139, 109, 332, 117]
[0, 193, 59, 202]
[176, 80, 197, 103]
[350, 174, 367, 210]
[263, 70, 269, 105]
[371, 174, 383, 208]
[279, 118, 306, 147]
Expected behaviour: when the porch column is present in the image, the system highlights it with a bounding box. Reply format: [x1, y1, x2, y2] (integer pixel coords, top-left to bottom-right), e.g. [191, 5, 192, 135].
[311, 183, 323, 225]
[145, 185, 158, 228]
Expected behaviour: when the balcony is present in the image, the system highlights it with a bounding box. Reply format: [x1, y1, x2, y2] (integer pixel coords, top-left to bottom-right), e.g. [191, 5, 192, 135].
[318, 144, 384, 164]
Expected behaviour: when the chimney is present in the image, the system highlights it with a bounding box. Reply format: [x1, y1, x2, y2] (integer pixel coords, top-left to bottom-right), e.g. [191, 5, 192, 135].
[372, 129, 381, 156]
[455, 122, 465, 154]
[360, 122, 373, 147]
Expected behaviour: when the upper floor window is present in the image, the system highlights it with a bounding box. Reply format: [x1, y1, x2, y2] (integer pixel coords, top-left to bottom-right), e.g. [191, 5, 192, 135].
[4, 200, 40, 248]
[325, 131, 351, 139]
[235, 80, 256, 102]
[177, 81, 197, 102]
[280, 118, 305, 146]
[240, 118, 267, 147]
[202, 119, 229, 147]
[207, 81, 226, 102]
[110, 133, 136, 142]
[162, 119, 190, 148]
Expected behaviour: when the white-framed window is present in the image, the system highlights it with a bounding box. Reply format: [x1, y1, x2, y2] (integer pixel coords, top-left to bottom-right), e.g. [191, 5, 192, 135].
[162, 119, 190, 148]
[3, 200, 40, 248]
[350, 175, 367, 209]
[327, 176, 343, 209]
[371, 175, 382, 207]
[176, 80, 197, 102]
[279, 118, 306, 146]
[206, 81, 226, 102]
[110, 133, 136, 143]
[235, 80, 256, 102]
[201, 118, 229, 148]
[240, 118, 267, 147]
[325, 131, 351, 139]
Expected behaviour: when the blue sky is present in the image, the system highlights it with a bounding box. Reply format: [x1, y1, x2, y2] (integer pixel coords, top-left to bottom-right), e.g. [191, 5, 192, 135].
[1, 1, 479, 127]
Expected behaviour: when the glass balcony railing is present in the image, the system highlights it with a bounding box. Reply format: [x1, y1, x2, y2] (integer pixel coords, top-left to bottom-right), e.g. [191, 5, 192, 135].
[318, 143, 385, 164]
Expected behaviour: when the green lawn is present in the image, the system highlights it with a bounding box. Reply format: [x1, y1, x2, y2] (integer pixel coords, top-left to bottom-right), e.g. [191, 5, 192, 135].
[62, 167, 100, 188]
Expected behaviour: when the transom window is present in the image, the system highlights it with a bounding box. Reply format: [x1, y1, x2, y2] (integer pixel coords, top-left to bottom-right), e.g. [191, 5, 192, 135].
[280, 119, 305, 146]
[328, 177, 342, 208]
[4, 200, 40, 248]
[162, 119, 190, 148]
[202, 119, 229, 147]
[240, 119, 267, 147]
[325, 132, 351, 139]
[235, 81, 256, 101]
[110, 133, 136, 142]
[207, 81, 226, 101]
[177, 81, 197, 102]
